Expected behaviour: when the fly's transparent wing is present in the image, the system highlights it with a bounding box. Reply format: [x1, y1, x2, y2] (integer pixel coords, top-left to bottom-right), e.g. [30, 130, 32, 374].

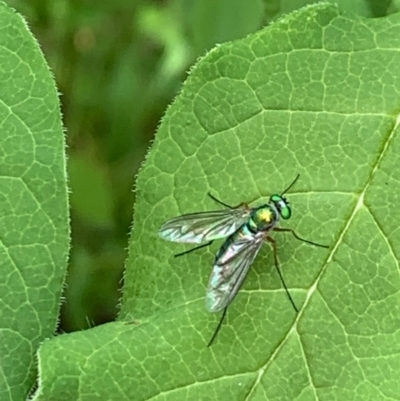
[206, 230, 265, 312]
[159, 205, 251, 244]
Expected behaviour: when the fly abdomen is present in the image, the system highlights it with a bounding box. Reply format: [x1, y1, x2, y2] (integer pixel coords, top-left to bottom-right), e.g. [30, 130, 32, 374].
[214, 224, 254, 264]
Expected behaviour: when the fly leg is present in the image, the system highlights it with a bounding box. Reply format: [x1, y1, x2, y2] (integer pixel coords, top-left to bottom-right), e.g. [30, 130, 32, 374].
[207, 193, 248, 210]
[207, 193, 233, 208]
[207, 307, 228, 347]
[273, 227, 329, 248]
[266, 236, 298, 313]
[174, 241, 213, 257]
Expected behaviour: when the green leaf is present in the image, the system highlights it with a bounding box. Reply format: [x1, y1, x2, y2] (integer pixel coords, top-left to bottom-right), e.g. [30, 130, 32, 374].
[36, 3, 400, 400]
[0, 2, 68, 400]
[273, 0, 373, 18]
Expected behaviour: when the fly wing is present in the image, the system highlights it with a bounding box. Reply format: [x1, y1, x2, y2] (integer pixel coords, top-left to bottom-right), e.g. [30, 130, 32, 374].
[159, 205, 251, 244]
[206, 232, 264, 312]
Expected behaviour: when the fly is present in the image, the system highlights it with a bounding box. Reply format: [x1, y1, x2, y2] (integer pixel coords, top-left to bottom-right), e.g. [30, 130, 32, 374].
[159, 174, 328, 346]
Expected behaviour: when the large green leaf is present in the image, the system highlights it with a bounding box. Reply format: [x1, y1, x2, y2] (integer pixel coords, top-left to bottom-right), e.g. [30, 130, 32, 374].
[36, 4, 400, 400]
[274, 0, 372, 18]
[0, 2, 69, 401]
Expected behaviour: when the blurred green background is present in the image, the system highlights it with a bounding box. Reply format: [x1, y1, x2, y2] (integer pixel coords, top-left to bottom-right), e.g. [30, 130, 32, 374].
[7, 0, 397, 332]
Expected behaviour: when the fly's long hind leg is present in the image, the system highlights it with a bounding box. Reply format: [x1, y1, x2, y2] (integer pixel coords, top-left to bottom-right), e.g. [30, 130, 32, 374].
[266, 236, 298, 313]
[207, 307, 228, 347]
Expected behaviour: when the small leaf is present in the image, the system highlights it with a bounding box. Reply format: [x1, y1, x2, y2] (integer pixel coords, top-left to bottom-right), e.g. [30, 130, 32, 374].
[0, 3, 68, 400]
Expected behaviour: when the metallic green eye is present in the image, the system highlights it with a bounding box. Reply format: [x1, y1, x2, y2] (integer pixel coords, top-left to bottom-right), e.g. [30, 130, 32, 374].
[270, 194, 291, 219]
[280, 204, 291, 219]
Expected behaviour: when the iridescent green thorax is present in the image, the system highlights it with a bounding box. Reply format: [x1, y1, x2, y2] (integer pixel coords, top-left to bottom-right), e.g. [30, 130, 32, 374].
[248, 205, 278, 232]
